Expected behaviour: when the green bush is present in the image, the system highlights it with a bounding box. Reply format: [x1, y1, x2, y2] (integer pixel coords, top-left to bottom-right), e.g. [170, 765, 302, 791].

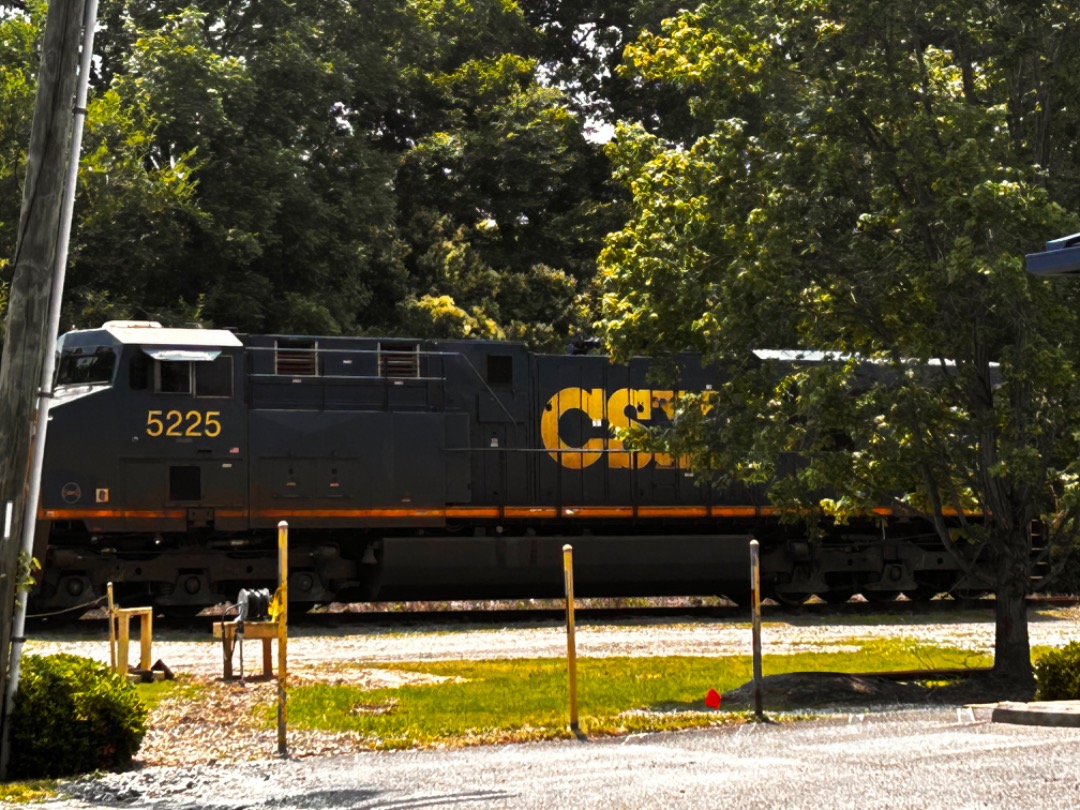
[6, 654, 148, 779]
[1034, 642, 1080, 701]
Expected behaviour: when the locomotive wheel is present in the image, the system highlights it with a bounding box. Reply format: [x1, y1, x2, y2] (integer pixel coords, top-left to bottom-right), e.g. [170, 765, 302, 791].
[770, 590, 810, 607]
[951, 589, 991, 601]
[157, 605, 207, 618]
[862, 590, 901, 604]
[818, 589, 855, 605]
[904, 586, 941, 602]
[724, 591, 754, 608]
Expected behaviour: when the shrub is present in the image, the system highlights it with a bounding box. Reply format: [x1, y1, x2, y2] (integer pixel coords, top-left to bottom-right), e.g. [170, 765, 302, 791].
[6, 654, 148, 779]
[1034, 642, 1080, 701]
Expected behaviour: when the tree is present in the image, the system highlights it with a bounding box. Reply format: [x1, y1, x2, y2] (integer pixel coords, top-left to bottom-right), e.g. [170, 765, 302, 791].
[599, 0, 1080, 685]
[92, 1, 405, 334]
[0, 2, 44, 299]
[390, 0, 617, 350]
[0, 2, 201, 330]
[3, 0, 621, 347]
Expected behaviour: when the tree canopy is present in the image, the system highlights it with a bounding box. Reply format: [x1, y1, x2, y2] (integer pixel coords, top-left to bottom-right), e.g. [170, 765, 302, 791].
[0, 0, 623, 348]
[598, 0, 1080, 681]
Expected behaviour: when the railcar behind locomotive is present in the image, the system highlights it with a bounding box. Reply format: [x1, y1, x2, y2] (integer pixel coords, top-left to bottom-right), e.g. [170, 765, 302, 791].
[31, 321, 973, 612]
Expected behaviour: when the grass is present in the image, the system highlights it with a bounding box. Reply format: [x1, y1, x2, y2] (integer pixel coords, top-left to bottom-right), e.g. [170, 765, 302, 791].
[278, 638, 993, 749]
[0, 780, 59, 804]
[135, 674, 206, 709]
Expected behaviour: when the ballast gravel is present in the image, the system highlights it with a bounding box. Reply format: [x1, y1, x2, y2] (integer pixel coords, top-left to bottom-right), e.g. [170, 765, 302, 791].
[27, 605, 1080, 674]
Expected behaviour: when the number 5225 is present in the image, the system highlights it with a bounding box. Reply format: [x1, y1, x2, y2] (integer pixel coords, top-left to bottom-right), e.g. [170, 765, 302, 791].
[145, 409, 222, 438]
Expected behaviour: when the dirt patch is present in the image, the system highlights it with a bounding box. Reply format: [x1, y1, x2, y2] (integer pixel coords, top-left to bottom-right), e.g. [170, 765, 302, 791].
[290, 666, 461, 689]
[721, 672, 928, 710]
[720, 671, 1036, 711]
[140, 666, 462, 766]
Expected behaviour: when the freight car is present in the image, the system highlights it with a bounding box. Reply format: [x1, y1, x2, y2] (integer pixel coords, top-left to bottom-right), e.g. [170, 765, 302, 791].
[31, 321, 975, 613]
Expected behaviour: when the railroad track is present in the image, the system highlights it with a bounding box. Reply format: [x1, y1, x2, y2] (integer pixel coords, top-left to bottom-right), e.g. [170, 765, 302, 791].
[28, 593, 1080, 633]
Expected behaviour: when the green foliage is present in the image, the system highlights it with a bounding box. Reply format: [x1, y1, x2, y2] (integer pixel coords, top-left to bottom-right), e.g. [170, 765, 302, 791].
[598, 0, 1080, 675]
[0, 779, 58, 804]
[15, 551, 39, 593]
[1034, 642, 1080, 701]
[0, 2, 43, 280]
[0, 0, 616, 346]
[7, 654, 148, 779]
[393, 2, 614, 345]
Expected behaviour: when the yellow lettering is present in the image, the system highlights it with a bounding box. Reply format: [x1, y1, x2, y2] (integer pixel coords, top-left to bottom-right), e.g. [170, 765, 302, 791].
[204, 411, 222, 437]
[650, 391, 677, 468]
[185, 410, 203, 436]
[540, 386, 703, 470]
[540, 388, 605, 469]
[165, 410, 184, 436]
[607, 389, 652, 469]
[144, 409, 223, 439]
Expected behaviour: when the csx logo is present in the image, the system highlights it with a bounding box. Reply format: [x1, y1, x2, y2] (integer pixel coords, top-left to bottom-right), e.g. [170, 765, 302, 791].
[540, 387, 704, 470]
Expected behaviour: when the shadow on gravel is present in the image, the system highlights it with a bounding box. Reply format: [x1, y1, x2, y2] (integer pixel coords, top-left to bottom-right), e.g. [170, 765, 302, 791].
[265, 788, 519, 808]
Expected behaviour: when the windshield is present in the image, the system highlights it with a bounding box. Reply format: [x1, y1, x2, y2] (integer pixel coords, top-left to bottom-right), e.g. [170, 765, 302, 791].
[56, 346, 117, 388]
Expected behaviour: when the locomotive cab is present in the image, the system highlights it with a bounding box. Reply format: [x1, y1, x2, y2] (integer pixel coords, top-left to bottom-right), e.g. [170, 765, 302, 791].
[37, 321, 246, 608]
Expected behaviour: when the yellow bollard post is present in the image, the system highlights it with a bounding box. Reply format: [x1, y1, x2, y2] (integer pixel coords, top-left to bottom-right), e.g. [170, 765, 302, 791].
[140, 610, 153, 671]
[277, 520, 289, 758]
[107, 582, 116, 671]
[750, 538, 764, 719]
[563, 544, 581, 736]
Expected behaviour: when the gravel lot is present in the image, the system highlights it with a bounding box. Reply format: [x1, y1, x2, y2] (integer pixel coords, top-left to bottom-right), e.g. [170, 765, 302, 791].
[25, 603, 1080, 674]
[40, 711, 1080, 810]
[19, 604, 1080, 808]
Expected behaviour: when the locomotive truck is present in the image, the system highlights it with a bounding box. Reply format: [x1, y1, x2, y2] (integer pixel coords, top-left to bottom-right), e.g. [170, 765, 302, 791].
[31, 320, 972, 613]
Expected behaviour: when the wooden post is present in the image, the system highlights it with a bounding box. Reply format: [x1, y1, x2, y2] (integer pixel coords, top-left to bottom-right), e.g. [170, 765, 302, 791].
[276, 521, 288, 757]
[140, 610, 152, 671]
[117, 610, 131, 674]
[750, 538, 764, 719]
[0, 0, 91, 736]
[563, 544, 580, 736]
[107, 582, 116, 670]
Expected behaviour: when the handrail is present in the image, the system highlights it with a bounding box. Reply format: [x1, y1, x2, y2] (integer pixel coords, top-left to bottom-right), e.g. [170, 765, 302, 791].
[244, 343, 522, 426]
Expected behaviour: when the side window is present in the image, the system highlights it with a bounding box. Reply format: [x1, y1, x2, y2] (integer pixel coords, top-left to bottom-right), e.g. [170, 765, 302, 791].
[195, 356, 233, 397]
[156, 361, 192, 393]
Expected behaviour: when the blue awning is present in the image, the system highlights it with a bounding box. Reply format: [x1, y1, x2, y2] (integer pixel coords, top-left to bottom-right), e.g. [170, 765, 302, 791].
[1026, 232, 1080, 276]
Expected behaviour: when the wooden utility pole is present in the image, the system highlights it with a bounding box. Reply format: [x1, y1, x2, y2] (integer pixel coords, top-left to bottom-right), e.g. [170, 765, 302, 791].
[0, 0, 89, 726]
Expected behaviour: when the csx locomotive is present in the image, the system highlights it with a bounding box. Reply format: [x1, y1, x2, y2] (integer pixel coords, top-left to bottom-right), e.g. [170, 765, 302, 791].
[31, 321, 970, 613]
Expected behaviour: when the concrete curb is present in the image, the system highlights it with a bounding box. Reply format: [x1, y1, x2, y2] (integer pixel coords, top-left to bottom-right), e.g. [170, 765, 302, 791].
[990, 701, 1080, 728]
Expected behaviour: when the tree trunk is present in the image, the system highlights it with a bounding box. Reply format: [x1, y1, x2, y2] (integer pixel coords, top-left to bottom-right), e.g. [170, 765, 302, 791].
[991, 537, 1035, 691]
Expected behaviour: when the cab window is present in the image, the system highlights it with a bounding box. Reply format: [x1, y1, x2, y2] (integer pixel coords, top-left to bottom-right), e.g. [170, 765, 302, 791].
[56, 347, 116, 387]
[156, 361, 191, 393]
[153, 356, 233, 397]
[195, 356, 233, 397]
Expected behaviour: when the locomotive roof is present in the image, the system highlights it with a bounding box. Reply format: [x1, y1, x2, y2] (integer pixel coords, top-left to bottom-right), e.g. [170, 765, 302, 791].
[68, 322, 243, 348]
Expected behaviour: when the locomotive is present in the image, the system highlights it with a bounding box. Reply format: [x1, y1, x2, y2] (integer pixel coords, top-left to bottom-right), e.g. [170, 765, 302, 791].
[31, 321, 972, 613]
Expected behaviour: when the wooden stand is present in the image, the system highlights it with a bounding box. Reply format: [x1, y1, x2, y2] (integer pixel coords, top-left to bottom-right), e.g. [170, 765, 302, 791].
[107, 583, 153, 676]
[214, 621, 279, 679]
